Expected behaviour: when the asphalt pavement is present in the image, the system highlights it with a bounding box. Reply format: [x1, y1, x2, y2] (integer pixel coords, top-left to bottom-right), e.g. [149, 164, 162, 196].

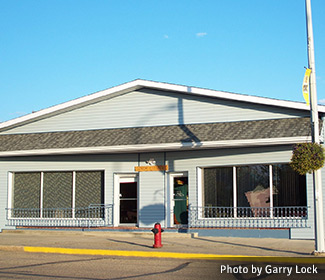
[0, 229, 324, 263]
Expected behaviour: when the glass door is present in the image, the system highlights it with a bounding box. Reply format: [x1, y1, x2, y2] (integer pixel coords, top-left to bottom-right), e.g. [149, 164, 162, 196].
[119, 180, 138, 224]
[173, 176, 188, 225]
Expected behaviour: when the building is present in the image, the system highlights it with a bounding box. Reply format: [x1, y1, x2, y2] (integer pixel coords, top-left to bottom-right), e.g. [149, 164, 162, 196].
[0, 79, 324, 238]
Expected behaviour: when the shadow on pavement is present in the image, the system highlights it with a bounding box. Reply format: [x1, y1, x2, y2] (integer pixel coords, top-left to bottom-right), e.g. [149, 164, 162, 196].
[107, 238, 153, 249]
[194, 237, 311, 256]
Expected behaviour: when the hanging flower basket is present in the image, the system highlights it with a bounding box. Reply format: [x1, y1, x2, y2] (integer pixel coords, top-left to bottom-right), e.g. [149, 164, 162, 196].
[290, 143, 325, 175]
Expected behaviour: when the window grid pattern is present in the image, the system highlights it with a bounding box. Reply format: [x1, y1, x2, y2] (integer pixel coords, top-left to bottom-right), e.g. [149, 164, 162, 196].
[203, 164, 307, 218]
[11, 170, 104, 219]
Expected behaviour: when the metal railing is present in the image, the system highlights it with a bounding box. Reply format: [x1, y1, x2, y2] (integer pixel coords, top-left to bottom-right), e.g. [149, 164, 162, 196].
[189, 205, 308, 228]
[6, 204, 309, 229]
[6, 204, 113, 228]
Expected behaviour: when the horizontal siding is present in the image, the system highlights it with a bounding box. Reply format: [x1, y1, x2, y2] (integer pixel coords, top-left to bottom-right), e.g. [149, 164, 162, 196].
[138, 172, 165, 228]
[292, 167, 325, 240]
[1, 146, 321, 238]
[166, 146, 316, 239]
[138, 153, 166, 228]
[2, 89, 308, 134]
[167, 146, 296, 208]
[290, 173, 315, 239]
[0, 167, 8, 231]
[0, 154, 138, 230]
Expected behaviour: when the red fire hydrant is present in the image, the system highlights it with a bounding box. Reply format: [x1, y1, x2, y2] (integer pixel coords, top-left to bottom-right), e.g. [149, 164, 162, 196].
[151, 222, 164, 248]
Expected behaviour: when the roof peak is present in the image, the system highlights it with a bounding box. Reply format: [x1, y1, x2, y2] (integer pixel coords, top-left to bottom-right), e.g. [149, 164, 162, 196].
[0, 79, 322, 132]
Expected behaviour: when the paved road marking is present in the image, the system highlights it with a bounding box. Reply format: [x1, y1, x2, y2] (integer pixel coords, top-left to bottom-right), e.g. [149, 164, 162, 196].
[19, 246, 325, 264]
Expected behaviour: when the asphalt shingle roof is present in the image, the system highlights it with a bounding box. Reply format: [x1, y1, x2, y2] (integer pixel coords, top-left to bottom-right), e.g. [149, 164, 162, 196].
[0, 118, 312, 152]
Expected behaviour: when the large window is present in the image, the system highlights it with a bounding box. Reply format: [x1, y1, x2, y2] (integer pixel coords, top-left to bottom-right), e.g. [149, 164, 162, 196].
[75, 171, 104, 208]
[43, 172, 73, 209]
[237, 165, 269, 208]
[203, 167, 233, 207]
[13, 172, 41, 210]
[273, 164, 307, 207]
[11, 171, 104, 218]
[203, 164, 306, 218]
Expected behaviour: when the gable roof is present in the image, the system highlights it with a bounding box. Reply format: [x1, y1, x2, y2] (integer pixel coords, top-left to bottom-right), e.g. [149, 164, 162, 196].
[0, 118, 312, 156]
[0, 79, 323, 132]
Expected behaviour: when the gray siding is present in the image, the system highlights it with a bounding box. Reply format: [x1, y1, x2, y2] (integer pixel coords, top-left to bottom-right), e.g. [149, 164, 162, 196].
[0, 152, 167, 230]
[0, 154, 138, 230]
[290, 167, 325, 240]
[167, 145, 297, 205]
[290, 173, 315, 239]
[0, 146, 321, 239]
[166, 145, 316, 239]
[138, 153, 166, 228]
[292, 168, 325, 240]
[0, 167, 8, 231]
[1, 89, 308, 134]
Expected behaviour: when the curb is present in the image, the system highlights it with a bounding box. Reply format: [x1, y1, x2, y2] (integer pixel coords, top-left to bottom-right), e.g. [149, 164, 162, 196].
[1, 245, 325, 264]
[1, 229, 192, 238]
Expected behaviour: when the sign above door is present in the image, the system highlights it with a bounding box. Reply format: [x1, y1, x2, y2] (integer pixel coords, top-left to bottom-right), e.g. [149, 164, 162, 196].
[134, 165, 169, 172]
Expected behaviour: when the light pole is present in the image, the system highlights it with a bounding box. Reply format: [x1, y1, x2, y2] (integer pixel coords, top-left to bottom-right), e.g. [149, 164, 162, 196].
[305, 0, 325, 254]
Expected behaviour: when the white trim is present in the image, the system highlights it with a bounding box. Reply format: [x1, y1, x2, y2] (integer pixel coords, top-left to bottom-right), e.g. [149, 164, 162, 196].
[1, 79, 324, 132]
[7, 173, 13, 217]
[0, 80, 141, 131]
[269, 165, 273, 218]
[0, 136, 311, 157]
[113, 174, 119, 227]
[200, 164, 295, 218]
[168, 171, 188, 228]
[114, 173, 139, 227]
[197, 167, 203, 219]
[40, 172, 44, 218]
[119, 176, 137, 183]
[72, 171, 76, 219]
[9, 170, 104, 218]
[233, 166, 237, 218]
[139, 80, 321, 112]
[169, 173, 187, 177]
[168, 173, 174, 228]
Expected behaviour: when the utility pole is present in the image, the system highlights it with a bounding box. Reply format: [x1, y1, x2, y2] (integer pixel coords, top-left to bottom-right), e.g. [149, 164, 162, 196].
[305, 0, 325, 254]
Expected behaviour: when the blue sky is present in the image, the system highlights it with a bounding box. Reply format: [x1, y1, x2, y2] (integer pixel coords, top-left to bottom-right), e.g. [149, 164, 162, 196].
[1, 0, 325, 122]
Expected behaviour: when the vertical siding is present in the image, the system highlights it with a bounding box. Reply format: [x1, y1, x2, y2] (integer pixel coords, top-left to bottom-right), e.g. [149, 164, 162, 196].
[1, 89, 308, 134]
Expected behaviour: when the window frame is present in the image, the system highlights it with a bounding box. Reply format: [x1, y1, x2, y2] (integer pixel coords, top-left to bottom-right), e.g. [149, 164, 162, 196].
[199, 162, 307, 219]
[8, 169, 105, 220]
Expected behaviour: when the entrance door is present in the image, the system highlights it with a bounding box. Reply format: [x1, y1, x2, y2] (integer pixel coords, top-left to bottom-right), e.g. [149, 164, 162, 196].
[173, 176, 188, 225]
[119, 179, 138, 224]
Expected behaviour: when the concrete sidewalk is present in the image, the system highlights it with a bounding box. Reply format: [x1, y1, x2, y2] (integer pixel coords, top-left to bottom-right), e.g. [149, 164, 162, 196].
[0, 229, 324, 263]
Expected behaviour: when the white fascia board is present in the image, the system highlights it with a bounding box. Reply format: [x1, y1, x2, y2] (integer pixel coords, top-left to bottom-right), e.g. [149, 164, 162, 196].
[1, 79, 323, 131]
[138, 80, 325, 112]
[0, 136, 310, 157]
[0, 80, 141, 130]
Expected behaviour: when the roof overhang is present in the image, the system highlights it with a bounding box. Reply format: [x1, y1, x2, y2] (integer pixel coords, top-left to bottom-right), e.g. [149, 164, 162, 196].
[0, 136, 311, 157]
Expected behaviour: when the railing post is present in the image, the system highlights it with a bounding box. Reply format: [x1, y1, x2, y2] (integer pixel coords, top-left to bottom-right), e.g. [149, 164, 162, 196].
[104, 205, 108, 226]
[188, 204, 192, 228]
[88, 205, 91, 228]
